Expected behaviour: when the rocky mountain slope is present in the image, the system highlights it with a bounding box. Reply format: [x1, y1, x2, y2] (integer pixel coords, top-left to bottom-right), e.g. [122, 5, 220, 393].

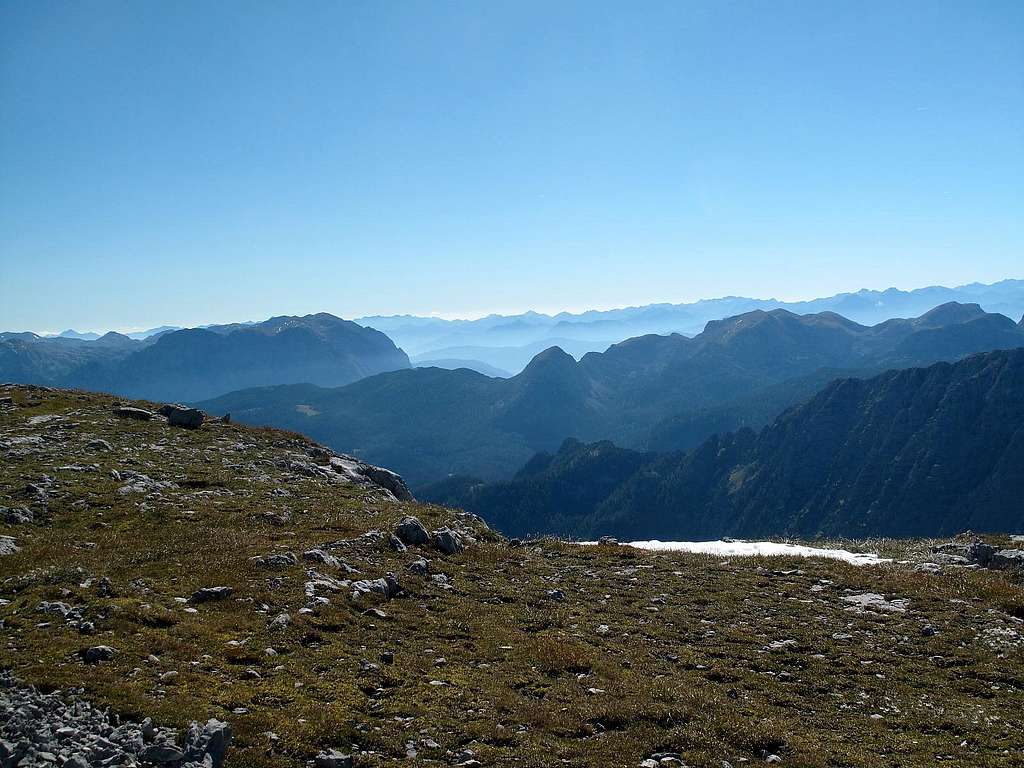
[2, 385, 1024, 766]
[201, 303, 1024, 486]
[0, 314, 409, 402]
[425, 349, 1024, 541]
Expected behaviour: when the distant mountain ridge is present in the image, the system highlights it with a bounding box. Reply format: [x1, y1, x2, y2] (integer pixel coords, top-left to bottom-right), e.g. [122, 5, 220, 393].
[421, 348, 1024, 539]
[358, 279, 1024, 368]
[0, 313, 409, 402]
[199, 302, 1024, 486]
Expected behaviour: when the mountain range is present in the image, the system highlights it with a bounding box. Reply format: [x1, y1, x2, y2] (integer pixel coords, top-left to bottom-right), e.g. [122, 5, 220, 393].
[421, 348, 1024, 539]
[359, 279, 1024, 372]
[198, 302, 1024, 486]
[0, 313, 409, 402]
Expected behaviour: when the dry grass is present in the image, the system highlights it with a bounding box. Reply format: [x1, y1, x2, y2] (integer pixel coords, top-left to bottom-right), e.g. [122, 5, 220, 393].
[1, 385, 1023, 767]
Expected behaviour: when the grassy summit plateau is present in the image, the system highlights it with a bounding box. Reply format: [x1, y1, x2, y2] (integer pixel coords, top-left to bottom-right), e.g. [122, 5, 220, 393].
[1, 386, 1022, 767]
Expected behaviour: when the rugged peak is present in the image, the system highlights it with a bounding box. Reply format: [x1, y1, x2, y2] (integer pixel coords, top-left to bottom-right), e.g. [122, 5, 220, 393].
[557, 436, 585, 455]
[57, 329, 100, 340]
[94, 331, 136, 347]
[915, 302, 987, 327]
[518, 346, 577, 378]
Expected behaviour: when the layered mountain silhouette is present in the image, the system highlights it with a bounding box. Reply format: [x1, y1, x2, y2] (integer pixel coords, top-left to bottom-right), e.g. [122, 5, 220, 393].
[360, 278, 1024, 367]
[0, 313, 409, 402]
[199, 302, 1024, 486]
[421, 348, 1024, 539]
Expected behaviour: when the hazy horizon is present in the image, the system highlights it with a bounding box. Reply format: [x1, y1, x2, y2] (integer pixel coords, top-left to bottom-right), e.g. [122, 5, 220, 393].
[14, 275, 1023, 337]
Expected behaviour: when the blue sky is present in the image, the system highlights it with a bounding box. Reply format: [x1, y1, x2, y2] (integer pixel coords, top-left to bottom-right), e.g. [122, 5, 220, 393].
[1, 1, 1022, 332]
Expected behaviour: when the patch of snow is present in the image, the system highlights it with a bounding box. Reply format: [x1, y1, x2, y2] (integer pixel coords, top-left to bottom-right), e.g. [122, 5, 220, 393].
[581, 539, 890, 566]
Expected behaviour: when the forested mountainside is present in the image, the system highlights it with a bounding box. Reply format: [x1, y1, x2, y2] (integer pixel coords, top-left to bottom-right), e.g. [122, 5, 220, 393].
[421, 349, 1024, 540]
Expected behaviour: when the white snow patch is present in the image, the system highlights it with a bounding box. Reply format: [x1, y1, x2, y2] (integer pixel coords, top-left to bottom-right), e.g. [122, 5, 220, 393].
[582, 539, 890, 566]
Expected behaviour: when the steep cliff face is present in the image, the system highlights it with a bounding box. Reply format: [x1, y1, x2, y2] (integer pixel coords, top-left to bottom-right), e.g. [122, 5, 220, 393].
[600, 348, 1024, 539]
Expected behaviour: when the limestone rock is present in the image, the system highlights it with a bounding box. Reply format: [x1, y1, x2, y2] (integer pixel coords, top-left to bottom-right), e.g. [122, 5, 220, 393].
[394, 516, 430, 547]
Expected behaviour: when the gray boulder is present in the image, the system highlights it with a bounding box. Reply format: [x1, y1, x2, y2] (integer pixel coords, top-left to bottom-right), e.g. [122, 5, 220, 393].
[302, 549, 342, 569]
[433, 527, 464, 555]
[967, 541, 998, 566]
[394, 516, 430, 547]
[190, 586, 233, 603]
[351, 575, 400, 600]
[2, 507, 32, 525]
[141, 743, 185, 763]
[407, 558, 429, 576]
[112, 406, 153, 421]
[81, 645, 116, 664]
[251, 552, 298, 569]
[989, 549, 1024, 571]
[315, 750, 353, 768]
[164, 405, 205, 430]
[328, 455, 413, 500]
[360, 465, 413, 501]
[184, 719, 232, 767]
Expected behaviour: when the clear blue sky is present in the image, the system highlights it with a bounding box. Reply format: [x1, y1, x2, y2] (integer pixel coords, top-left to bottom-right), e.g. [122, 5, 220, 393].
[1, 1, 1022, 332]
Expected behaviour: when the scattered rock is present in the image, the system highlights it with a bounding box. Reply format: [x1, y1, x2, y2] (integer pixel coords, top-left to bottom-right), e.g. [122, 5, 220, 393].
[840, 593, 909, 614]
[251, 552, 298, 569]
[303, 549, 343, 569]
[0, 672, 231, 767]
[141, 743, 186, 763]
[262, 510, 291, 526]
[433, 527, 464, 555]
[407, 558, 429, 576]
[184, 719, 232, 767]
[360, 465, 413, 501]
[989, 549, 1024, 571]
[96, 576, 116, 597]
[315, 749, 353, 768]
[394, 516, 430, 547]
[2, 506, 32, 524]
[351, 575, 401, 600]
[112, 406, 154, 421]
[0, 536, 18, 556]
[190, 586, 233, 603]
[81, 645, 116, 664]
[328, 455, 413, 500]
[165, 405, 205, 430]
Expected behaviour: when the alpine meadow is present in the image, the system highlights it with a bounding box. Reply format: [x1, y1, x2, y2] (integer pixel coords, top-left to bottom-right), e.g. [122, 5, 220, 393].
[2, 3, 1023, 768]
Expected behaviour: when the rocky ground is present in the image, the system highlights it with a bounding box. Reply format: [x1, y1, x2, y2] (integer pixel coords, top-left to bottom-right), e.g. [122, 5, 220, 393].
[1, 384, 1023, 767]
